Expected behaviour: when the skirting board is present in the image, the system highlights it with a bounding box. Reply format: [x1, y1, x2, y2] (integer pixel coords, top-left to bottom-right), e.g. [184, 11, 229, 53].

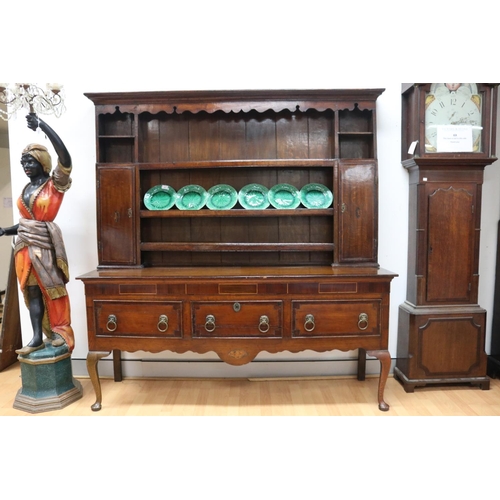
[71, 357, 396, 379]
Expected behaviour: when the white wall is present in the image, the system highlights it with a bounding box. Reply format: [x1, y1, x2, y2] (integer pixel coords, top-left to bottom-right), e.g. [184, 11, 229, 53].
[0, 146, 13, 291]
[3, 2, 500, 377]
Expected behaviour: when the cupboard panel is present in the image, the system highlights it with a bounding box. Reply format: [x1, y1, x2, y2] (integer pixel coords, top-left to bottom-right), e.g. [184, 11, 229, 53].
[338, 162, 377, 264]
[97, 166, 136, 266]
[426, 184, 475, 303]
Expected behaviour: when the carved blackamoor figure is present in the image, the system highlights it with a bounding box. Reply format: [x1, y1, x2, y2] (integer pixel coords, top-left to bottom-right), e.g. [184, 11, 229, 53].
[0, 114, 74, 355]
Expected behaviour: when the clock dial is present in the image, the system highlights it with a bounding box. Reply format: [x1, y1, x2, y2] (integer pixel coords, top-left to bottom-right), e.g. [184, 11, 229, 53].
[425, 83, 482, 153]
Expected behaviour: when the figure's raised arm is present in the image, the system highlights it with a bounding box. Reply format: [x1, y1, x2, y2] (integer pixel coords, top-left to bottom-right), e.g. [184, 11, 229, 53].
[26, 114, 71, 168]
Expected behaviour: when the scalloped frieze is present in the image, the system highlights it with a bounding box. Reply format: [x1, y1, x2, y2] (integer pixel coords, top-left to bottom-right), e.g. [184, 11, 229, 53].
[86, 89, 384, 115]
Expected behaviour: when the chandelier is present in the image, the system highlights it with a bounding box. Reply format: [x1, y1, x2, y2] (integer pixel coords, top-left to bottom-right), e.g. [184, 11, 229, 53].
[0, 83, 66, 120]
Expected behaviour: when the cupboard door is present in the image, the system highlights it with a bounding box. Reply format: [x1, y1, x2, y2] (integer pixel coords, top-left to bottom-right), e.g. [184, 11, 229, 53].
[97, 166, 136, 266]
[338, 162, 377, 263]
[425, 183, 476, 303]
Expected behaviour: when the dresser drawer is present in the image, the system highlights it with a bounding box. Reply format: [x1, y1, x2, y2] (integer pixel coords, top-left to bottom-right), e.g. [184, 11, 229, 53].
[292, 300, 380, 337]
[94, 301, 182, 338]
[192, 301, 282, 338]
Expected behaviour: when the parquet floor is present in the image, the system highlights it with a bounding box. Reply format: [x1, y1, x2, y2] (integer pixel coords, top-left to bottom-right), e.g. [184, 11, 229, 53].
[1, 362, 500, 416]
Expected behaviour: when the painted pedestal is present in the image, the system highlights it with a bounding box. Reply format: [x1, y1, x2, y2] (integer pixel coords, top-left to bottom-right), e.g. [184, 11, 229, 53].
[14, 341, 82, 413]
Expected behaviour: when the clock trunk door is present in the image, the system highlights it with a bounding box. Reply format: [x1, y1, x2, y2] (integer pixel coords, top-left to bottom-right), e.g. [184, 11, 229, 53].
[425, 183, 476, 304]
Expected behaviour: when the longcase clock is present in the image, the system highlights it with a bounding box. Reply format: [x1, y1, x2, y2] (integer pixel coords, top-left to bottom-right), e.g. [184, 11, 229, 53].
[395, 83, 499, 392]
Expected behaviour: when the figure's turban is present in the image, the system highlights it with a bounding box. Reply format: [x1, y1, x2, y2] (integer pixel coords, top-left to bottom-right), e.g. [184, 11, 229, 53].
[22, 143, 52, 174]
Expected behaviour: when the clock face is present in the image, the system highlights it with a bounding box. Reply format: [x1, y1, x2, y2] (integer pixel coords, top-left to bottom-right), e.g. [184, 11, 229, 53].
[425, 83, 482, 153]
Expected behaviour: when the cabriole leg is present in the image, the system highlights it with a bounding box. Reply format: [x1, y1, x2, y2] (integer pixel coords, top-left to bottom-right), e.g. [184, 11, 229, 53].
[86, 351, 110, 411]
[366, 349, 391, 411]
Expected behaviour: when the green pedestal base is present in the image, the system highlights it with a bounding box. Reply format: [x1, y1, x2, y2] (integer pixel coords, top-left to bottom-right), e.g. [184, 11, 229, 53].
[13, 341, 83, 414]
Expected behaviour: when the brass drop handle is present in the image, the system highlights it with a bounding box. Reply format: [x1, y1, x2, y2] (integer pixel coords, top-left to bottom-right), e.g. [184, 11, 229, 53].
[205, 314, 216, 333]
[106, 314, 117, 332]
[358, 313, 369, 331]
[304, 314, 315, 332]
[157, 314, 169, 332]
[258, 315, 270, 333]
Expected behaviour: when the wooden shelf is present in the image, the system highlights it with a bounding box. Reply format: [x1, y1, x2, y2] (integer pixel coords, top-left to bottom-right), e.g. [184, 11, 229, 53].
[140, 208, 334, 218]
[140, 242, 335, 252]
[98, 135, 135, 139]
[338, 132, 374, 136]
[137, 159, 338, 170]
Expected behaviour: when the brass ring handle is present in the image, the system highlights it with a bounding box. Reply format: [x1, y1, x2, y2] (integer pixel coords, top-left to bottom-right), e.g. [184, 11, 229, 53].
[205, 314, 216, 333]
[258, 315, 270, 333]
[358, 313, 369, 331]
[106, 314, 117, 332]
[304, 314, 315, 332]
[157, 314, 169, 332]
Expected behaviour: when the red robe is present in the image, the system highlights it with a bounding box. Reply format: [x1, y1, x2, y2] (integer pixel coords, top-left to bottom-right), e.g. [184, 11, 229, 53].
[15, 166, 74, 352]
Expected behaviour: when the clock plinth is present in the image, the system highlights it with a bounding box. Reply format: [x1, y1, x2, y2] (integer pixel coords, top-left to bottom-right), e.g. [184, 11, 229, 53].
[395, 302, 490, 392]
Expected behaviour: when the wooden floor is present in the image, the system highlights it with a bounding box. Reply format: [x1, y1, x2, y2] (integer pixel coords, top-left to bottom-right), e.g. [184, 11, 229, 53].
[1, 361, 500, 416]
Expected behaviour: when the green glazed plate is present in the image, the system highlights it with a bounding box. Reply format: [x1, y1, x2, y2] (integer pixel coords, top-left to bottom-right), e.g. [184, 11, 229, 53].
[207, 184, 238, 210]
[144, 185, 177, 210]
[175, 185, 208, 210]
[268, 183, 300, 209]
[238, 183, 270, 210]
[299, 183, 333, 209]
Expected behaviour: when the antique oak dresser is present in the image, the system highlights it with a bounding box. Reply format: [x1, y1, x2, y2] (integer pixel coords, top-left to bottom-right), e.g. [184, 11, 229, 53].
[77, 89, 397, 411]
